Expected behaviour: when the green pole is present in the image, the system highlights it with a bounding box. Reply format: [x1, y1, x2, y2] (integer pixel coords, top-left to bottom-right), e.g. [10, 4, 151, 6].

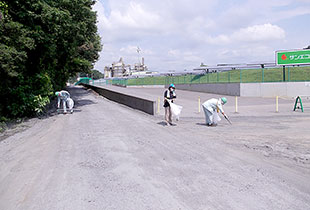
[228, 71, 230, 83]
[288, 66, 290, 81]
[240, 69, 242, 83]
[262, 68, 264, 82]
[217, 72, 219, 83]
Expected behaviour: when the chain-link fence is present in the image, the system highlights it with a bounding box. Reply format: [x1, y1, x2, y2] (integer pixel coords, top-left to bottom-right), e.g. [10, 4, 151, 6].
[95, 66, 310, 87]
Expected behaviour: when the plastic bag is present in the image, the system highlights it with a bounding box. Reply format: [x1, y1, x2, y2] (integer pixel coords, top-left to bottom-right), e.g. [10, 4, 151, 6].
[66, 98, 74, 109]
[213, 112, 221, 123]
[170, 103, 183, 117]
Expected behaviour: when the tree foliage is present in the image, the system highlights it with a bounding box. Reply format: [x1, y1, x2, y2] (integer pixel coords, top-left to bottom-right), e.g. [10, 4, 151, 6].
[91, 69, 104, 80]
[0, 0, 101, 118]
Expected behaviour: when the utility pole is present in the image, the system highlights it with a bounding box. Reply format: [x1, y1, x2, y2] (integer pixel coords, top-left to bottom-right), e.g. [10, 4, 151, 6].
[137, 46, 141, 70]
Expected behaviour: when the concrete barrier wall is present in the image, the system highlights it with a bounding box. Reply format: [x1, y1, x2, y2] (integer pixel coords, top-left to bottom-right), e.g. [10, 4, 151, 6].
[129, 85, 165, 88]
[240, 82, 310, 97]
[170, 83, 241, 96]
[167, 82, 310, 97]
[83, 84, 156, 115]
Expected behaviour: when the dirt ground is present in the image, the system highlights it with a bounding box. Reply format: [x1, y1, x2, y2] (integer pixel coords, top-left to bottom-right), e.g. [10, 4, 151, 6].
[0, 85, 309, 210]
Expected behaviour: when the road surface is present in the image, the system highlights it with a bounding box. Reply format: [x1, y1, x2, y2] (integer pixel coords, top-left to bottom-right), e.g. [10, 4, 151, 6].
[0, 86, 309, 210]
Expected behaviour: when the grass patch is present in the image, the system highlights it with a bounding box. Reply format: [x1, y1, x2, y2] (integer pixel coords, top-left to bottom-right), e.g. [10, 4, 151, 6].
[109, 66, 310, 86]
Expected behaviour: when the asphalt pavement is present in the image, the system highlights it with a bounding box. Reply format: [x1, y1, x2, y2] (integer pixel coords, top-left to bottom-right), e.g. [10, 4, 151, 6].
[0, 86, 309, 210]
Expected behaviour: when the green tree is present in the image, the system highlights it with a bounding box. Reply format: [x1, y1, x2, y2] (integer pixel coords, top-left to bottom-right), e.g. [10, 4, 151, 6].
[91, 69, 104, 80]
[0, 1, 8, 19]
[0, 0, 101, 118]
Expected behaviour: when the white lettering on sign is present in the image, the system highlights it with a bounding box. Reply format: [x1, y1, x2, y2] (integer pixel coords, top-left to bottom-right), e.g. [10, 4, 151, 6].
[289, 54, 310, 60]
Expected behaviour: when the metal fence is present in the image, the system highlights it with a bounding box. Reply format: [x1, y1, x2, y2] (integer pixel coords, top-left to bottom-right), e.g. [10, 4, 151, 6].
[94, 66, 310, 87]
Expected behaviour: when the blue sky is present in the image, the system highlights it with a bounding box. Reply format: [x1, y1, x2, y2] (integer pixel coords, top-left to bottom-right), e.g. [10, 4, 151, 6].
[93, 0, 310, 72]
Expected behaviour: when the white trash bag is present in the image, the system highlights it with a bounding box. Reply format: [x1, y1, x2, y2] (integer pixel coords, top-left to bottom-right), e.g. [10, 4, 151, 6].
[213, 112, 221, 124]
[170, 103, 183, 120]
[66, 98, 74, 110]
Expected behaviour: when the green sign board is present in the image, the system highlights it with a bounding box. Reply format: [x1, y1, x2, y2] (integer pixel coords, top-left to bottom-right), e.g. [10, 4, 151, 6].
[276, 49, 310, 65]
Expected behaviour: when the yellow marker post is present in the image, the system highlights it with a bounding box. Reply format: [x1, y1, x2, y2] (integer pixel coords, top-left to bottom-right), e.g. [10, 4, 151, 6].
[276, 96, 279, 112]
[198, 96, 201, 113]
[157, 97, 160, 114]
[235, 96, 238, 113]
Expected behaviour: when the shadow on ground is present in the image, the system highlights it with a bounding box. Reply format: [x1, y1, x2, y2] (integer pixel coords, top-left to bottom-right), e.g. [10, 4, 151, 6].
[196, 123, 207, 126]
[157, 121, 167, 126]
[157, 121, 178, 126]
[74, 99, 96, 108]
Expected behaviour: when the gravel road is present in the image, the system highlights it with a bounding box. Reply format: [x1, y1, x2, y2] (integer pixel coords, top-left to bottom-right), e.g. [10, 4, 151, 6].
[0, 86, 309, 210]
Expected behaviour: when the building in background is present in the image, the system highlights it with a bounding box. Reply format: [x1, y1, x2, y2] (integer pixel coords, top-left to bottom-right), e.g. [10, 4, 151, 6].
[104, 57, 148, 78]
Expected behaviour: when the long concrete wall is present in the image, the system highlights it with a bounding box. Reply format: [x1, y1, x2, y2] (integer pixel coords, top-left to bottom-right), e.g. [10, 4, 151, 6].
[129, 85, 165, 88]
[170, 83, 241, 96]
[169, 82, 310, 97]
[240, 82, 310, 97]
[83, 84, 156, 115]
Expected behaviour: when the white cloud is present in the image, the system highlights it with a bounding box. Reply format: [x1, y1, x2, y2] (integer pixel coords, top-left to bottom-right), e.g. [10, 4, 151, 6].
[198, 24, 285, 45]
[205, 35, 230, 45]
[108, 2, 161, 30]
[93, 1, 164, 43]
[120, 45, 140, 54]
[217, 45, 276, 63]
[93, 0, 309, 72]
[271, 6, 310, 22]
[168, 49, 181, 57]
[232, 24, 286, 42]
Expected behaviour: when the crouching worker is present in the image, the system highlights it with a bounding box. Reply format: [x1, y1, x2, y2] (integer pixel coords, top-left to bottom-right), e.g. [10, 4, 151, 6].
[202, 97, 227, 126]
[163, 84, 176, 125]
[55, 90, 74, 114]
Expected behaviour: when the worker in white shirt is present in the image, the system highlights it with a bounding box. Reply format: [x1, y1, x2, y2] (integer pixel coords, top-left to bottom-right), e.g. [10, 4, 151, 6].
[202, 97, 228, 126]
[55, 90, 73, 114]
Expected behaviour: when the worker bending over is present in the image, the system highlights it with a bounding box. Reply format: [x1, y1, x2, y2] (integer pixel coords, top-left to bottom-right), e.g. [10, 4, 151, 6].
[55, 90, 73, 114]
[202, 97, 227, 126]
